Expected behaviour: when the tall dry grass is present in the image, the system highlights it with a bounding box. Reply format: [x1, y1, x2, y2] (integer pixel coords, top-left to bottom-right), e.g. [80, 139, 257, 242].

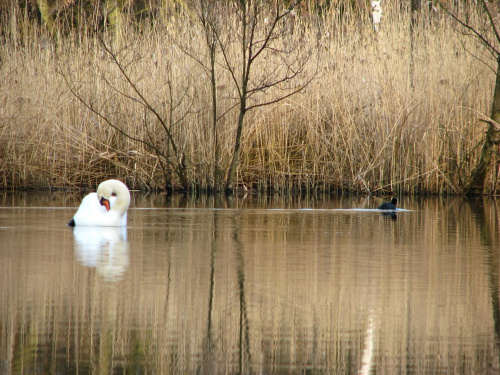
[0, 2, 494, 193]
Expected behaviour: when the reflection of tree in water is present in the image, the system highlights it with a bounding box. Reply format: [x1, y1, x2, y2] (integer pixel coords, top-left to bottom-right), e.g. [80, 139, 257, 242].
[233, 218, 251, 374]
[469, 198, 500, 361]
[200, 197, 251, 374]
[201, 209, 217, 373]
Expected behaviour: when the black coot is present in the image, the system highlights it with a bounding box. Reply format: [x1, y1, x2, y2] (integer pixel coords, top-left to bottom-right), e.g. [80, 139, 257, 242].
[378, 198, 398, 210]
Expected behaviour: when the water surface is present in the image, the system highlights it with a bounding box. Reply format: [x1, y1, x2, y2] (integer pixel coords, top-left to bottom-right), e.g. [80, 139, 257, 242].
[0, 193, 499, 374]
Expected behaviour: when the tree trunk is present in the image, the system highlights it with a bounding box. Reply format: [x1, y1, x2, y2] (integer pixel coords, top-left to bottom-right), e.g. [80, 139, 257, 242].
[37, 0, 54, 33]
[225, 1, 248, 194]
[208, 26, 219, 191]
[225, 107, 246, 193]
[467, 58, 500, 195]
[371, 1, 382, 32]
[409, 0, 419, 89]
[107, 0, 124, 30]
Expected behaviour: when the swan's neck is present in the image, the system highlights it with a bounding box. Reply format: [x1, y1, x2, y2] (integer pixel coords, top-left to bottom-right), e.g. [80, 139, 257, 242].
[111, 186, 130, 214]
[98, 180, 131, 215]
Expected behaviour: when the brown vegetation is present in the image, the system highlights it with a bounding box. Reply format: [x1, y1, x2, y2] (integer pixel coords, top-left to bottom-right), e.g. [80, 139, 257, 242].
[0, 1, 495, 193]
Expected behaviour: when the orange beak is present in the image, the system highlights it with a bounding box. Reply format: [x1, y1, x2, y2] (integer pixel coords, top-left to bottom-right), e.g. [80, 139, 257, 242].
[100, 197, 111, 212]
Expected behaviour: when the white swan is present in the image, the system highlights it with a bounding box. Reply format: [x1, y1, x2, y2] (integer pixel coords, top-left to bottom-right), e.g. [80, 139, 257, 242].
[67, 179, 130, 227]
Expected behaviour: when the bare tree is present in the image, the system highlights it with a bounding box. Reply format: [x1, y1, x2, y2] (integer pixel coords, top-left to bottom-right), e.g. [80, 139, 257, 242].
[215, 0, 316, 193]
[199, 1, 221, 191]
[440, 1, 500, 195]
[188, 0, 225, 191]
[58, 1, 316, 192]
[58, 30, 194, 191]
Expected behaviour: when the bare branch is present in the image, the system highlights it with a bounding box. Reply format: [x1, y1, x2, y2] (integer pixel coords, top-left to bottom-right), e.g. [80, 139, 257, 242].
[481, 0, 500, 48]
[57, 62, 175, 168]
[94, 32, 180, 154]
[438, 1, 500, 57]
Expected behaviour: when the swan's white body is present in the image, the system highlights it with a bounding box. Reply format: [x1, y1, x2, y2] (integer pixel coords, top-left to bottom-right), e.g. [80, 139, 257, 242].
[69, 179, 130, 227]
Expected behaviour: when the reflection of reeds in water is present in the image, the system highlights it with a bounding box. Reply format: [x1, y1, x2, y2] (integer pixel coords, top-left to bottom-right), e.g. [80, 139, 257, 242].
[0, 197, 499, 373]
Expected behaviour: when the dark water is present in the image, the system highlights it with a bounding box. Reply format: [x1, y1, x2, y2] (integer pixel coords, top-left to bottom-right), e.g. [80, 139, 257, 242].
[0, 192, 499, 374]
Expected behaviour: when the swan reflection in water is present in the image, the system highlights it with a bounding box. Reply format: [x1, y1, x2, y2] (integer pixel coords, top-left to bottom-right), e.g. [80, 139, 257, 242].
[71, 226, 129, 281]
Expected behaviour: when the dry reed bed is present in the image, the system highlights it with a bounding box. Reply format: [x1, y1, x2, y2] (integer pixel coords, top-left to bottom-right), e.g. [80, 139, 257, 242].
[0, 5, 493, 193]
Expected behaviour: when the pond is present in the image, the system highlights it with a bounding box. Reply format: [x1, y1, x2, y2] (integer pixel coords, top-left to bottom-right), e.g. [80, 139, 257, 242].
[0, 192, 499, 374]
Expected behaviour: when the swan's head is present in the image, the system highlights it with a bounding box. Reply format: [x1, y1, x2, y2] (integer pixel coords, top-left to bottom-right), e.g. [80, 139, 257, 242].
[97, 179, 130, 213]
[97, 183, 113, 212]
[99, 195, 111, 211]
